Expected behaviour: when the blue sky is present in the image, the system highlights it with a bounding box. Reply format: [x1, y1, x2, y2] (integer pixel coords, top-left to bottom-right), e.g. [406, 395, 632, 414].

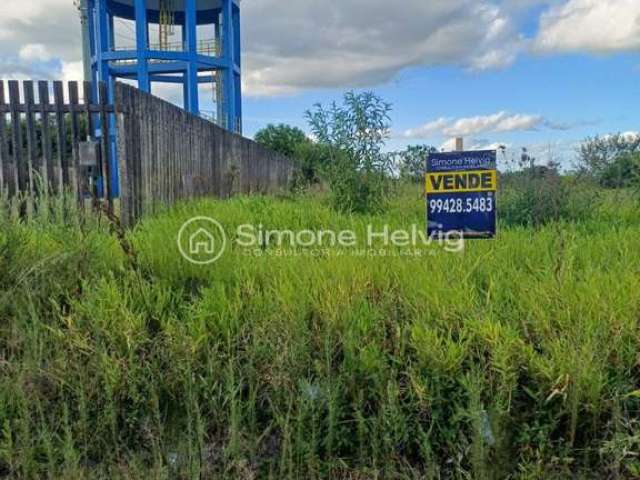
[237, 0, 639, 168]
[244, 51, 639, 160]
[1, 0, 638, 167]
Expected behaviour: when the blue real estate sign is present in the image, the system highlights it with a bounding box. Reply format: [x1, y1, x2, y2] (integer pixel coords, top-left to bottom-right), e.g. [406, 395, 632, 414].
[426, 150, 497, 238]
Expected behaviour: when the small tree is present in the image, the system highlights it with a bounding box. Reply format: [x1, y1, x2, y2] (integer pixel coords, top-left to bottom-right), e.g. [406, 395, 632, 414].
[254, 124, 309, 158]
[305, 91, 392, 213]
[396, 145, 437, 183]
[598, 152, 640, 189]
[577, 134, 640, 187]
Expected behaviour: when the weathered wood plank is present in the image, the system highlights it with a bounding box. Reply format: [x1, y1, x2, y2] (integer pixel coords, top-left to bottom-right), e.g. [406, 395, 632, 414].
[23, 81, 37, 196]
[68, 82, 82, 205]
[83, 81, 95, 141]
[116, 83, 131, 226]
[0, 81, 10, 197]
[142, 90, 150, 210]
[38, 81, 54, 192]
[53, 81, 68, 192]
[8, 81, 26, 198]
[83, 81, 96, 205]
[168, 104, 175, 203]
[134, 85, 143, 219]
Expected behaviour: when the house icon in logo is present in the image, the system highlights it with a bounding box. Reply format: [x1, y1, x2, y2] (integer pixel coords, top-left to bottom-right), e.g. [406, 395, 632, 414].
[189, 228, 215, 255]
[178, 217, 227, 265]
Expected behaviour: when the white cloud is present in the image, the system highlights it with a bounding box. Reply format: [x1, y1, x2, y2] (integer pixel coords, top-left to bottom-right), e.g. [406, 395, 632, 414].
[438, 138, 509, 152]
[61, 61, 84, 83]
[0, 0, 525, 95]
[0, 0, 81, 79]
[19, 44, 52, 62]
[620, 131, 640, 141]
[469, 47, 520, 71]
[448, 111, 543, 136]
[0, 0, 637, 98]
[501, 0, 551, 8]
[467, 8, 526, 70]
[470, 141, 511, 151]
[0, 59, 56, 81]
[1, 0, 82, 61]
[403, 118, 451, 139]
[534, 0, 640, 53]
[404, 111, 545, 139]
[601, 131, 640, 141]
[242, 1, 523, 96]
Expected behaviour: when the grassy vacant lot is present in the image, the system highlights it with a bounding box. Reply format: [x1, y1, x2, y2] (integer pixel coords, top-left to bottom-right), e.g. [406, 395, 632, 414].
[1, 187, 639, 479]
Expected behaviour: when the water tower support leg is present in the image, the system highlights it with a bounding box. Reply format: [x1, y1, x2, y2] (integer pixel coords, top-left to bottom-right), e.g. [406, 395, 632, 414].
[222, 0, 236, 131]
[185, 0, 199, 114]
[134, 0, 150, 91]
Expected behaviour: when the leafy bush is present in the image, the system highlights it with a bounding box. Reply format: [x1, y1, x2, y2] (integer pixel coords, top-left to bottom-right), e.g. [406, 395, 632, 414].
[254, 124, 333, 192]
[394, 144, 437, 183]
[577, 133, 640, 187]
[289, 141, 333, 189]
[598, 152, 640, 190]
[254, 123, 310, 158]
[306, 91, 393, 213]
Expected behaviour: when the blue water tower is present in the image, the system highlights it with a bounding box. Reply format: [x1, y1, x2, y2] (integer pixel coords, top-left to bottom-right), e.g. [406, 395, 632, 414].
[85, 0, 242, 133]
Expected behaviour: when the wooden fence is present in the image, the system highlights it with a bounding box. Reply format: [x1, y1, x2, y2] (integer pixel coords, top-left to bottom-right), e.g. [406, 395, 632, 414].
[0, 80, 115, 213]
[0, 80, 295, 225]
[115, 82, 295, 226]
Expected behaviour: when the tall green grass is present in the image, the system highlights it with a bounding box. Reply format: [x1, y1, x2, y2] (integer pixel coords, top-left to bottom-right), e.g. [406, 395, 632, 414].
[1, 187, 639, 478]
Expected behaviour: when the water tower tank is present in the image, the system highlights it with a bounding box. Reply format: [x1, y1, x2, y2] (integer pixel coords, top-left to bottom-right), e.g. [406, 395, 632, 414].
[84, 0, 242, 133]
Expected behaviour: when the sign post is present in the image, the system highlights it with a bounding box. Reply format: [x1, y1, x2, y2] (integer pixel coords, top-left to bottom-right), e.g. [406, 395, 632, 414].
[426, 150, 497, 238]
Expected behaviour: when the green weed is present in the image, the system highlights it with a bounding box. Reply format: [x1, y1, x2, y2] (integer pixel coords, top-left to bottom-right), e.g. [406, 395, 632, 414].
[0, 187, 639, 478]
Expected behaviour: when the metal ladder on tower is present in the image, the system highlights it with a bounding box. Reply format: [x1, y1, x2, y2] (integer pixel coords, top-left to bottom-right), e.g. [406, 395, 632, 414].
[159, 0, 175, 51]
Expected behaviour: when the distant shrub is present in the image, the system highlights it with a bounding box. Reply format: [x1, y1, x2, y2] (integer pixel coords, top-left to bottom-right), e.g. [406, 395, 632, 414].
[289, 141, 334, 190]
[500, 167, 598, 227]
[577, 133, 640, 187]
[393, 144, 437, 183]
[254, 123, 310, 158]
[596, 152, 640, 195]
[253, 124, 335, 192]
